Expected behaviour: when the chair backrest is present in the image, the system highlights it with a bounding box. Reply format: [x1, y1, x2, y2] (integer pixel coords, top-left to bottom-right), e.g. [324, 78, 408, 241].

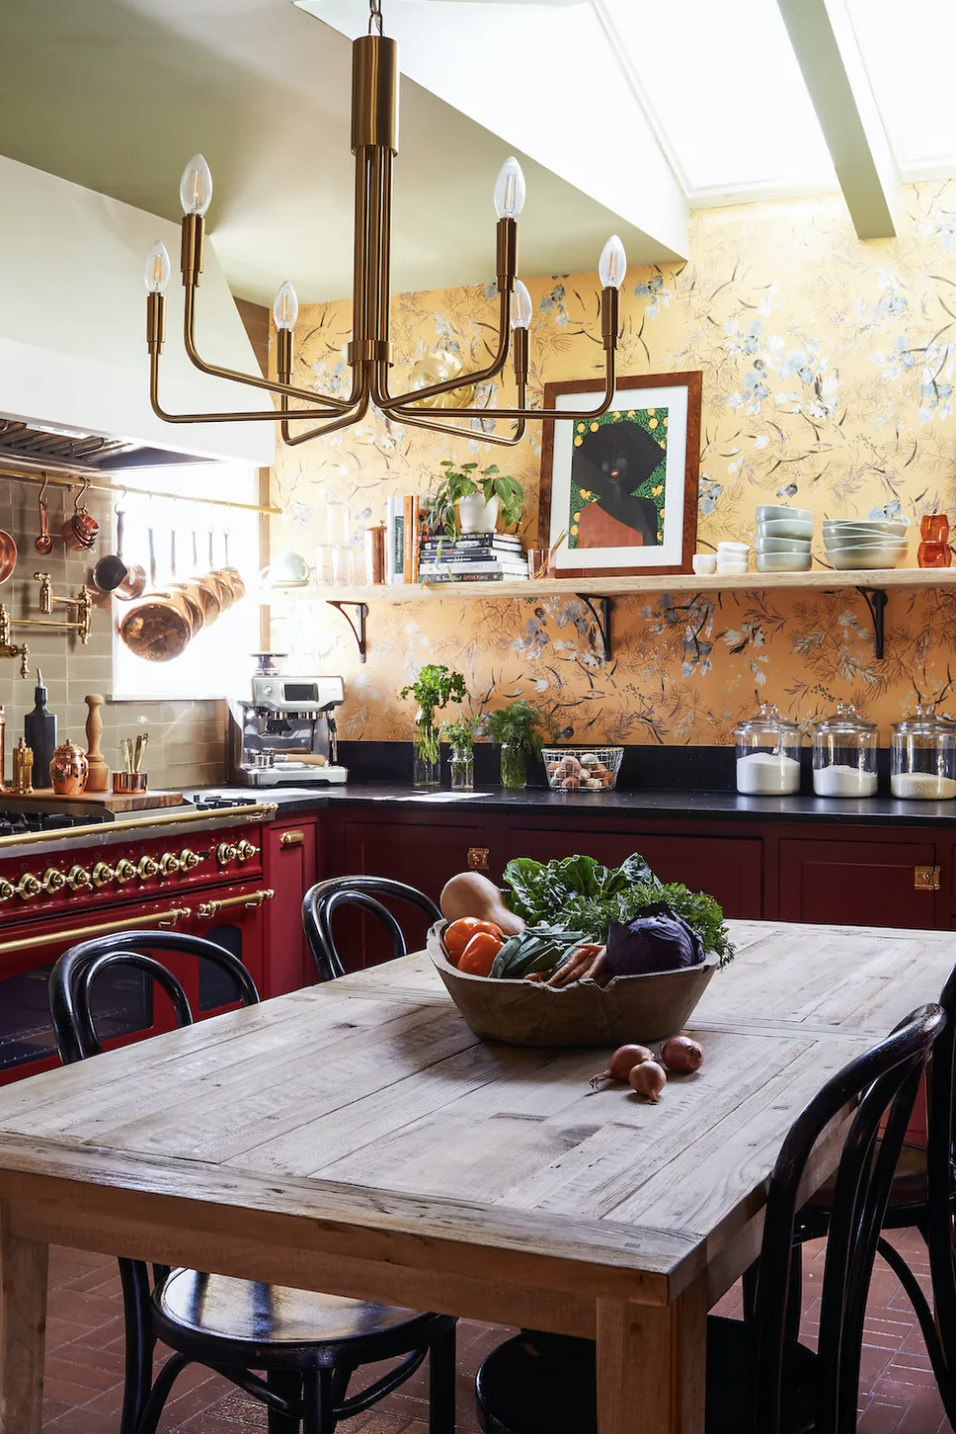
[923, 961, 956, 1379]
[49, 930, 260, 1064]
[750, 1002, 944, 1434]
[302, 876, 441, 981]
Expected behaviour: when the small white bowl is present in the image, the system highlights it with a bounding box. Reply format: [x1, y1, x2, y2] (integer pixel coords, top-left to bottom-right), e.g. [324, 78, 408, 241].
[717, 541, 749, 555]
[756, 505, 812, 524]
[716, 561, 749, 576]
[692, 553, 717, 575]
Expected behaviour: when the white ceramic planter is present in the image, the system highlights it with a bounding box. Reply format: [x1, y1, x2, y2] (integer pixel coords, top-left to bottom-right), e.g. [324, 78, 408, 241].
[458, 493, 499, 534]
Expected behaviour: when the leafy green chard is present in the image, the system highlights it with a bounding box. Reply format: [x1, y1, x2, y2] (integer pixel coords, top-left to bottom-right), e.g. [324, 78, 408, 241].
[501, 853, 735, 968]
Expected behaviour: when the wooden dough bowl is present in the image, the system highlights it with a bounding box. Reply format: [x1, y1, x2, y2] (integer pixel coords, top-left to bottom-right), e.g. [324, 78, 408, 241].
[427, 922, 719, 1047]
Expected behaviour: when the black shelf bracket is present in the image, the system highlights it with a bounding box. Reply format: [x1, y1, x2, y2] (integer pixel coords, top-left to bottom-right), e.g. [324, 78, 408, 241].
[857, 586, 888, 660]
[327, 600, 369, 663]
[576, 595, 613, 664]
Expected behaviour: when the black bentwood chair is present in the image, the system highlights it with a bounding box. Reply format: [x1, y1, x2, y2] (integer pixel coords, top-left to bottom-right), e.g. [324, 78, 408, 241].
[791, 959, 956, 1425]
[473, 1003, 944, 1434]
[48, 931, 457, 1434]
[302, 876, 441, 982]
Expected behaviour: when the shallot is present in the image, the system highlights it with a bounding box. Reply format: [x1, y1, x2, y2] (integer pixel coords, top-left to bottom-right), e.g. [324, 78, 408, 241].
[589, 1043, 653, 1089]
[660, 1035, 704, 1073]
[629, 1060, 667, 1103]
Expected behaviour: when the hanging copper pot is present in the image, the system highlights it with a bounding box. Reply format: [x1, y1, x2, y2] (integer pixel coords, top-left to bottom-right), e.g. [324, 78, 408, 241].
[206, 528, 236, 611]
[187, 530, 222, 625]
[117, 527, 192, 663]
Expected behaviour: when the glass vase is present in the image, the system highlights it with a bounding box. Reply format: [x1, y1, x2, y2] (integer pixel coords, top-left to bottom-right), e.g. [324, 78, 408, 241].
[499, 743, 527, 790]
[449, 745, 474, 791]
[413, 709, 440, 788]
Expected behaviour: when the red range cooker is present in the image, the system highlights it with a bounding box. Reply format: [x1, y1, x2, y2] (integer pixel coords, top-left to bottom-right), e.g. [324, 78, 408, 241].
[0, 796, 280, 1084]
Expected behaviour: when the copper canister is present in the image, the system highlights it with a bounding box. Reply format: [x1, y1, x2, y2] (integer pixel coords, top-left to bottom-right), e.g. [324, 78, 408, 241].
[11, 738, 33, 796]
[50, 739, 89, 796]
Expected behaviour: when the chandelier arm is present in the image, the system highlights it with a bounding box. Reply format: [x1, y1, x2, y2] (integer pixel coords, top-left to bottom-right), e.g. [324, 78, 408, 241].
[149, 350, 348, 424]
[381, 349, 618, 424]
[181, 283, 355, 412]
[280, 392, 371, 446]
[390, 409, 527, 446]
[378, 288, 512, 410]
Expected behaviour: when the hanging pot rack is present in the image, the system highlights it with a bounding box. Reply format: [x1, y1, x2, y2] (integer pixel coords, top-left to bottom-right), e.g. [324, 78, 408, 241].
[0, 453, 281, 518]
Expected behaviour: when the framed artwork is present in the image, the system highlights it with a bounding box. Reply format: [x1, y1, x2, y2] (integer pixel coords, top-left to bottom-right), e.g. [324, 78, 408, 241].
[537, 371, 702, 578]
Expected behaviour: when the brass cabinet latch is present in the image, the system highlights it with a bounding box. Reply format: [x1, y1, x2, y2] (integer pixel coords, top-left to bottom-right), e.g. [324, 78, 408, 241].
[279, 830, 305, 849]
[467, 847, 489, 871]
[914, 865, 941, 891]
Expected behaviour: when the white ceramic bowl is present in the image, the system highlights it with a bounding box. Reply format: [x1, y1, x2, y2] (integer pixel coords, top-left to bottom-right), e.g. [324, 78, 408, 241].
[756, 505, 812, 524]
[716, 562, 749, 576]
[826, 545, 908, 571]
[755, 536, 812, 553]
[692, 553, 717, 575]
[756, 552, 812, 573]
[757, 518, 814, 540]
[717, 541, 749, 555]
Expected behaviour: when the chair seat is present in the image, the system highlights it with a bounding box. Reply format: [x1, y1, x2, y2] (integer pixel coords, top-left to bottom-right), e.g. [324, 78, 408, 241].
[154, 1268, 444, 1363]
[475, 1320, 819, 1434]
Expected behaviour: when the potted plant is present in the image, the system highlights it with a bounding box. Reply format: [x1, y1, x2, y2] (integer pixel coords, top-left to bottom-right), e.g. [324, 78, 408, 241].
[441, 715, 478, 791]
[487, 700, 547, 790]
[400, 664, 467, 787]
[427, 461, 525, 539]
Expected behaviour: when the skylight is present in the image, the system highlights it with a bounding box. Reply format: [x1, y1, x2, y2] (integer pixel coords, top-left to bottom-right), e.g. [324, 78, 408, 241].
[847, 0, 956, 180]
[602, 0, 836, 202]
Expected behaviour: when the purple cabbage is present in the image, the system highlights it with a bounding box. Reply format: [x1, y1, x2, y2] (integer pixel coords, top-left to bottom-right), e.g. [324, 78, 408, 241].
[606, 901, 704, 977]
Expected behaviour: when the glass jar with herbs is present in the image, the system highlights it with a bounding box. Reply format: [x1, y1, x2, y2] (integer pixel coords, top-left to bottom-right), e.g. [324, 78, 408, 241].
[487, 701, 546, 791]
[400, 665, 467, 787]
[442, 716, 477, 791]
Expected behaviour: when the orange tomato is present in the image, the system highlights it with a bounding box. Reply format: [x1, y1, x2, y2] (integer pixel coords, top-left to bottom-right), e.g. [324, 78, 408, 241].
[458, 931, 504, 977]
[444, 917, 504, 963]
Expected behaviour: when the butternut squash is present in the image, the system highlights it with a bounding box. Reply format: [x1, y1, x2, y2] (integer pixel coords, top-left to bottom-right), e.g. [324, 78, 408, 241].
[439, 872, 525, 935]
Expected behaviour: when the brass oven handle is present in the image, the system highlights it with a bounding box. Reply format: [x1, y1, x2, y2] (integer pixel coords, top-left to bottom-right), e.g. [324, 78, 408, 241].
[0, 802, 279, 851]
[279, 830, 305, 849]
[196, 888, 275, 921]
[0, 906, 192, 956]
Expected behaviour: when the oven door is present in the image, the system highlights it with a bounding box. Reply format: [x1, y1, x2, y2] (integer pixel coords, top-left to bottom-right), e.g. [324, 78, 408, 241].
[182, 882, 270, 1015]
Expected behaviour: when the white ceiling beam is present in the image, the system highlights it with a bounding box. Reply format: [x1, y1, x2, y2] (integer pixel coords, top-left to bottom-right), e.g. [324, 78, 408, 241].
[296, 0, 689, 263]
[776, 0, 901, 239]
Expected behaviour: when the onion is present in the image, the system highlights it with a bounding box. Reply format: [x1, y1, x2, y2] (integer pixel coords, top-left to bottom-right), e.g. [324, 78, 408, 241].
[629, 1060, 667, 1103]
[660, 1035, 704, 1073]
[589, 1043, 653, 1089]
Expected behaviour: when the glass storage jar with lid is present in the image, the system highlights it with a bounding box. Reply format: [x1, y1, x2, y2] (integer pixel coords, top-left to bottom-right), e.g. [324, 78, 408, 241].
[890, 704, 956, 800]
[735, 704, 802, 794]
[811, 703, 878, 797]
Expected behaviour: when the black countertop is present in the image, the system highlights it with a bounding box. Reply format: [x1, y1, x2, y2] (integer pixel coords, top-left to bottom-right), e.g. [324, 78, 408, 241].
[193, 783, 956, 828]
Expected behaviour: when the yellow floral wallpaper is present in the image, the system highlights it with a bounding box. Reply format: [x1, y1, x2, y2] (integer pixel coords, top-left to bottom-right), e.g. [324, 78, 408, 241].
[271, 185, 956, 747]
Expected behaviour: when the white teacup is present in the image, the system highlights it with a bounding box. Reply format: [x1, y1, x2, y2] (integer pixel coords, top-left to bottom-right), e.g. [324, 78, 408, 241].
[692, 553, 717, 575]
[260, 550, 310, 587]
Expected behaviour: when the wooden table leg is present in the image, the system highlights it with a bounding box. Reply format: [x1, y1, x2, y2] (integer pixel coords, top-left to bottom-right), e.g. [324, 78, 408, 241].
[596, 1278, 707, 1434]
[0, 1202, 48, 1434]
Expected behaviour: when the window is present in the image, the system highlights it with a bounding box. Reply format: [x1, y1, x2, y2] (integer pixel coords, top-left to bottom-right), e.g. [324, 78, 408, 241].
[112, 463, 261, 701]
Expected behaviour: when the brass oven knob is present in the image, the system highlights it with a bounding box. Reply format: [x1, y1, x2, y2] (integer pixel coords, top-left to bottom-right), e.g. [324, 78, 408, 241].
[0, 879, 14, 902]
[159, 853, 181, 876]
[216, 842, 238, 866]
[66, 865, 91, 892]
[42, 868, 66, 894]
[91, 862, 115, 888]
[114, 858, 136, 884]
[16, 873, 41, 900]
[177, 848, 206, 871]
[137, 856, 159, 881]
[235, 840, 259, 863]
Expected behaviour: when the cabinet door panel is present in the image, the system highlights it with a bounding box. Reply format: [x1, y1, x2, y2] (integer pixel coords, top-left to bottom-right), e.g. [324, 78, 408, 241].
[336, 819, 488, 969]
[779, 838, 938, 928]
[498, 827, 763, 918]
[263, 819, 319, 995]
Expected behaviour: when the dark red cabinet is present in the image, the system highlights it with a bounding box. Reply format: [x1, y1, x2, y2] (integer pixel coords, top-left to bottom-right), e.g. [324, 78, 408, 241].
[262, 815, 320, 995]
[778, 837, 940, 929]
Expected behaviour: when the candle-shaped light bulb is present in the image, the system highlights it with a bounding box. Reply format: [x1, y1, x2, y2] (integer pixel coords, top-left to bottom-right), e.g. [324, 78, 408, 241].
[144, 240, 171, 294]
[273, 280, 299, 332]
[599, 234, 627, 289]
[510, 279, 533, 330]
[494, 156, 526, 219]
[179, 154, 213, 216]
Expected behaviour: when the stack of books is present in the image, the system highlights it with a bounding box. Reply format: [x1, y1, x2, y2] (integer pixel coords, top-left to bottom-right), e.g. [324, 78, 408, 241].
[419, 532, 529, 584]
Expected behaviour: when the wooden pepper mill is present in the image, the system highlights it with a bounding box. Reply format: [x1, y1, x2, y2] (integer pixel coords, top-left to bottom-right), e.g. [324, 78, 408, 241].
[84, 694, 109, 793]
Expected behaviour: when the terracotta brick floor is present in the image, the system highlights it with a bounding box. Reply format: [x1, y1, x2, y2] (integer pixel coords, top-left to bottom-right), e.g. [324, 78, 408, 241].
[41, 1227, 952, 1434]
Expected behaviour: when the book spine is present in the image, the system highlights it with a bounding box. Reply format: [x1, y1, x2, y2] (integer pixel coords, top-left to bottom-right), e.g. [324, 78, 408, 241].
[386, 495, 404, 584]
[402, 496, 421, 584]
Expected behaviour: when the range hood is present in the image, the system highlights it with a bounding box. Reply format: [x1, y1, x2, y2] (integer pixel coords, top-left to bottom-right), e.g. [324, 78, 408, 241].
[0, 155, 274, 473]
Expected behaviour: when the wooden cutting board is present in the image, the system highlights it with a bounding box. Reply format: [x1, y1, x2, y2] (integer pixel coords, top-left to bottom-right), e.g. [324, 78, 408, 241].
[8, 788, 185, 813]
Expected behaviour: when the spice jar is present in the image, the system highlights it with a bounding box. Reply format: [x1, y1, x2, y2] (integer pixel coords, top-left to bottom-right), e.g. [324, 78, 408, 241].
[811, 704, 878, 797]
[50, 740, 89, 797]
[890, 705, 956, 800]
[735, 704, 801, 794]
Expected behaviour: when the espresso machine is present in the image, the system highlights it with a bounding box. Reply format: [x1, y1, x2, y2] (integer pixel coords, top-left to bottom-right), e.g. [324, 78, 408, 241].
[229, 654, 348, 786]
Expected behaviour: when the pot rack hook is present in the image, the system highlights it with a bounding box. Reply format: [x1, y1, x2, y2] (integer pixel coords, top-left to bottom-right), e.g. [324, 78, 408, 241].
[38, 473, 48, 503]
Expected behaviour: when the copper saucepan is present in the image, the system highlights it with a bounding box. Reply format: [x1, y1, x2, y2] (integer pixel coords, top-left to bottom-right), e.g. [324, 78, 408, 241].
[206, 528, 236, 611]
[117, 527, 192, 663]
[166, 531, 204, 637]
[0, 526, 17, 585]
[188, 530, 222, 626]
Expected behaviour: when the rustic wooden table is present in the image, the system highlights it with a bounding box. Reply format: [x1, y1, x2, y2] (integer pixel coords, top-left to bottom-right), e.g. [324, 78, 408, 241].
[0, 920, 953, 1434]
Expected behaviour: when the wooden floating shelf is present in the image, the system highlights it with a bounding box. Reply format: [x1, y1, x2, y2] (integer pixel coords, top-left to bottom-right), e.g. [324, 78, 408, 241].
[253, 566, 956, 605]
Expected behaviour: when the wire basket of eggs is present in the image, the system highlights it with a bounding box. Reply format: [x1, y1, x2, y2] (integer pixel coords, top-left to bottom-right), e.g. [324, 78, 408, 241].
[543, 747, 623, 792]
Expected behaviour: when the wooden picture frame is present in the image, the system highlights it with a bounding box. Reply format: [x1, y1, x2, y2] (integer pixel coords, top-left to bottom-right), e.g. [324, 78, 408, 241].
[537, 371, 702, 579]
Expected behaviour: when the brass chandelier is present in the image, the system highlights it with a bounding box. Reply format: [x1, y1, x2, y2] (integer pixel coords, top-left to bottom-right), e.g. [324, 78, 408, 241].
[144, 0, 626, 449]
